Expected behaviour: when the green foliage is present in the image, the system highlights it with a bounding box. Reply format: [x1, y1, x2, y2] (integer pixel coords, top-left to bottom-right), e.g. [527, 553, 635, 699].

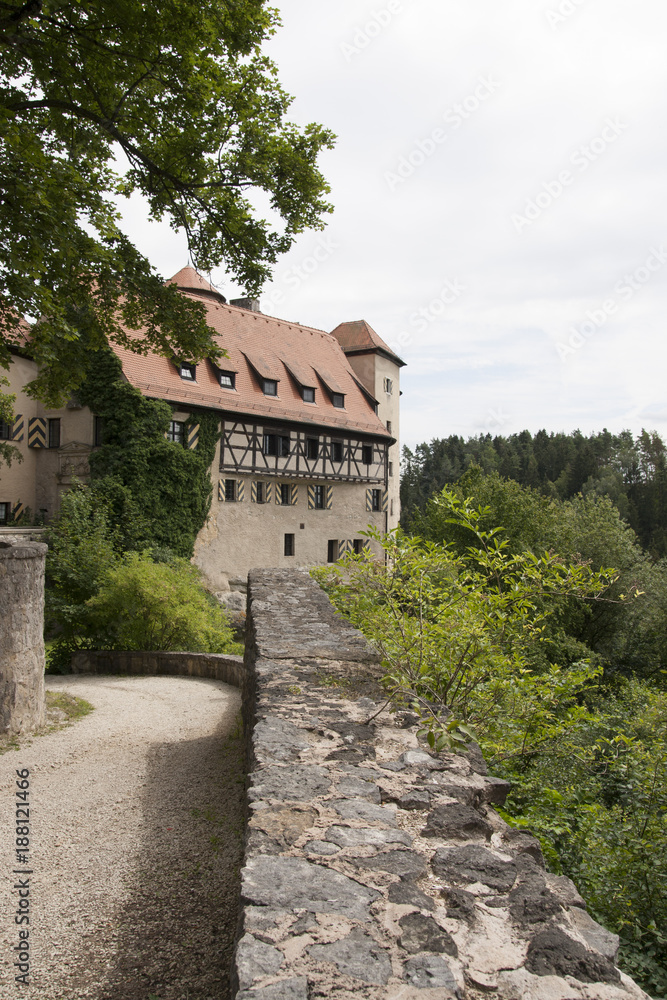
[315, 491, 616, 756]
[0, 0, 334, 406]
[86, 552, 241, 654]
[401, 427, 667, 559]
[0, 374, 20, 465]
[79, 349, 218, 557]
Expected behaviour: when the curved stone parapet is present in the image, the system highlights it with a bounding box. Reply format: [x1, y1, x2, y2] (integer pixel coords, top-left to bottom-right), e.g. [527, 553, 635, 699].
[235, 568, 649, 1000]
[0, 541, 47, 734]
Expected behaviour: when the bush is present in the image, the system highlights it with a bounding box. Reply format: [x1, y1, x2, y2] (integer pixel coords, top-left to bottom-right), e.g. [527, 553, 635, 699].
[86, 552, 241, 654]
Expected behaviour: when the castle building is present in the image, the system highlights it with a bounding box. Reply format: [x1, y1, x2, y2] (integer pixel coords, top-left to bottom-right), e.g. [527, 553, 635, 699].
[0, 268, 404, 590]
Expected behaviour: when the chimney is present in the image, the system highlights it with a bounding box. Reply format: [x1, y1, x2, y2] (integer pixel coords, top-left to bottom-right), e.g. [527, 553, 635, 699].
[230, 297, 261, 313]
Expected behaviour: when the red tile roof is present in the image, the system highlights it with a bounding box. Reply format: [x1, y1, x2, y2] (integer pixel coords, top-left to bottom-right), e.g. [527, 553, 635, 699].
[114, 274, 393, 439]
[330, 319, 405, 367]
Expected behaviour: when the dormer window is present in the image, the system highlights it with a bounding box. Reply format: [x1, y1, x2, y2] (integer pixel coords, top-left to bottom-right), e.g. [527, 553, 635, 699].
[219, 370, 236, 390]
[179, 363, 196, 381]
[302, 387, 315, 403]
[263, 379, 278, 396]
[331, 393, 345, 409]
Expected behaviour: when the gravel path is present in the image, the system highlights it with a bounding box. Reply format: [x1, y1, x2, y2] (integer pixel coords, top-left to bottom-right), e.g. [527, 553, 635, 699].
[0, 674, 245, 1000]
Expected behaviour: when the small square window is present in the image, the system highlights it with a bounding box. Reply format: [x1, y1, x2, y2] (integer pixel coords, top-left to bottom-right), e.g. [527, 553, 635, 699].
[280, 483, 291, 506]
[307, 438, 319, 460]
[48, 418, 61, 449]
[313, 485, 325, 509]
[332, 393, 344, 408]
[284, 533, 295, 557]
[180, 364, 196, 381]
[167, 420, 185, 445]
[263, 379, 278, 396]
[264, 433, 290, 457]
[225, 479, 237, 502]
[0, 421, 12, 440]
[0, 501, 9, 524]
[362, 444, 373, 465]
[219, 371, 236, 389]
[332, 440, 343, 463]
[302, 387, 315, 403]
[371, 488, 381, 511]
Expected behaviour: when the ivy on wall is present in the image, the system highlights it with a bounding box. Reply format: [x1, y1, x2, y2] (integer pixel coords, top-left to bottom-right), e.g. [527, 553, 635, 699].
[79, 350, 219, 557]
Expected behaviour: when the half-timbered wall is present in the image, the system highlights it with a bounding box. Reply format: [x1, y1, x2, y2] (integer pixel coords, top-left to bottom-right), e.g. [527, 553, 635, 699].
[220, 418, 387, 483]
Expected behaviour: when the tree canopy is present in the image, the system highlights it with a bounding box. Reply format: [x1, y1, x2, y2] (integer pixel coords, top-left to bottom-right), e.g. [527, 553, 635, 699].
[0, 0, 335, 403]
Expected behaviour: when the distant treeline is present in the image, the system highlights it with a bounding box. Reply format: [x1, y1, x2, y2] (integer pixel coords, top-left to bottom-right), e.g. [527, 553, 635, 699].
[401, 428, 667, 557]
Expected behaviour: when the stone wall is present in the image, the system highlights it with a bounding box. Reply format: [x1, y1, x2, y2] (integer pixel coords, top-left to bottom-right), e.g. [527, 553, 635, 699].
[235, 569, 649, 1000]
[70, 649, 245, 690]
[0, 540, 47, 734]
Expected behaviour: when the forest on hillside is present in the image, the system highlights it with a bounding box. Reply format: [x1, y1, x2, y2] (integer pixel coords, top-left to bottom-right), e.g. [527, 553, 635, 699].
[317, 428, 667, 997]
[401, 428, 667, 557]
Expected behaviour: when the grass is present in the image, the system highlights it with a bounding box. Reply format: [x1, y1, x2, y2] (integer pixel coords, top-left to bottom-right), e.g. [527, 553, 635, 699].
[0, 689, 94, 754]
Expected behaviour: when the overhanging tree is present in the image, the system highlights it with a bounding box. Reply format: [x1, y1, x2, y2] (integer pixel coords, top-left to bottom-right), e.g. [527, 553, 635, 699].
[0, 0, 335, 404]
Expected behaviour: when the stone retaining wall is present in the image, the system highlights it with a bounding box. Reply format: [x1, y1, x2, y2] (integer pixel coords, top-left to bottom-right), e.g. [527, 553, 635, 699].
[234, 569, 648, 1000]
[70, 649, 245, 689]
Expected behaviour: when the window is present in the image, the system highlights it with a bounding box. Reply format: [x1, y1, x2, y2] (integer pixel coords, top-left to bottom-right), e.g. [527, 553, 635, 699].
[167, 420, 185, 445]
[331, 393, 345, 408]
[386, 420, 392, 433]
[362, 444, 373, 465]
[179, 363, 196, 381]
[388, 461, 394, 477]
[371, 488, 382, 512]
[48, 418, 60, 449]
[94, 416, 104, 447]
[256, 482, 265, 503]
[225, 478, 237, 502]
[353, 539, 365, 555]
[327, 539, 339, 563]
[219, 371, 236, 389]
[264, 432, 290, 457]
[306, 437, 319, 460]
[302, 387, 315, 403]
[0, 501, 9, 524]
[262, 379, 278, 396]
[279, 483, 291, 506]
[384, 377, 393, 394]
[331, 440, 343, 463]
[0, 421, 12, 440]
[313, 485, 325, 509]
[284, 533, 295, 557]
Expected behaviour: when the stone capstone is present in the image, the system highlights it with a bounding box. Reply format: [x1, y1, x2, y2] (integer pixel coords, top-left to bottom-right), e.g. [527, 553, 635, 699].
[303, 840, 340, 856]
[248, 766, 331, 803]
[235, 934, 284, 989]
[237, 977, 308, 1000]
[336, 774, 382, 802]
[331, 797, 398, 826]
[253, 717, 309, 763]
[324, 825, 412, 849]
[403, 953, 461, 994]
[354, 849, 428, 880]
[398, 913, 459, 956]
[422, 802, 494, 841]
[525, 927, 621, 984]
[241, 857, 380, 920]
[308, 928, 392, 985]
[431, 845, 518, 892]
[388, 882, 437, 911]
[249, 807, 318, 847]
[399, 789, 431, 810]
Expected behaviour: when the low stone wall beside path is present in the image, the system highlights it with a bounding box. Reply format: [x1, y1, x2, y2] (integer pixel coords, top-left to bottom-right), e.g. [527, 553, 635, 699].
[70, 649, 245, 689]
[235, 568, 649, 1000]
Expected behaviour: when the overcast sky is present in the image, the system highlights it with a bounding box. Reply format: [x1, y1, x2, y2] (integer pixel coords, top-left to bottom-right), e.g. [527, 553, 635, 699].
[119, 0, 667, 450]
